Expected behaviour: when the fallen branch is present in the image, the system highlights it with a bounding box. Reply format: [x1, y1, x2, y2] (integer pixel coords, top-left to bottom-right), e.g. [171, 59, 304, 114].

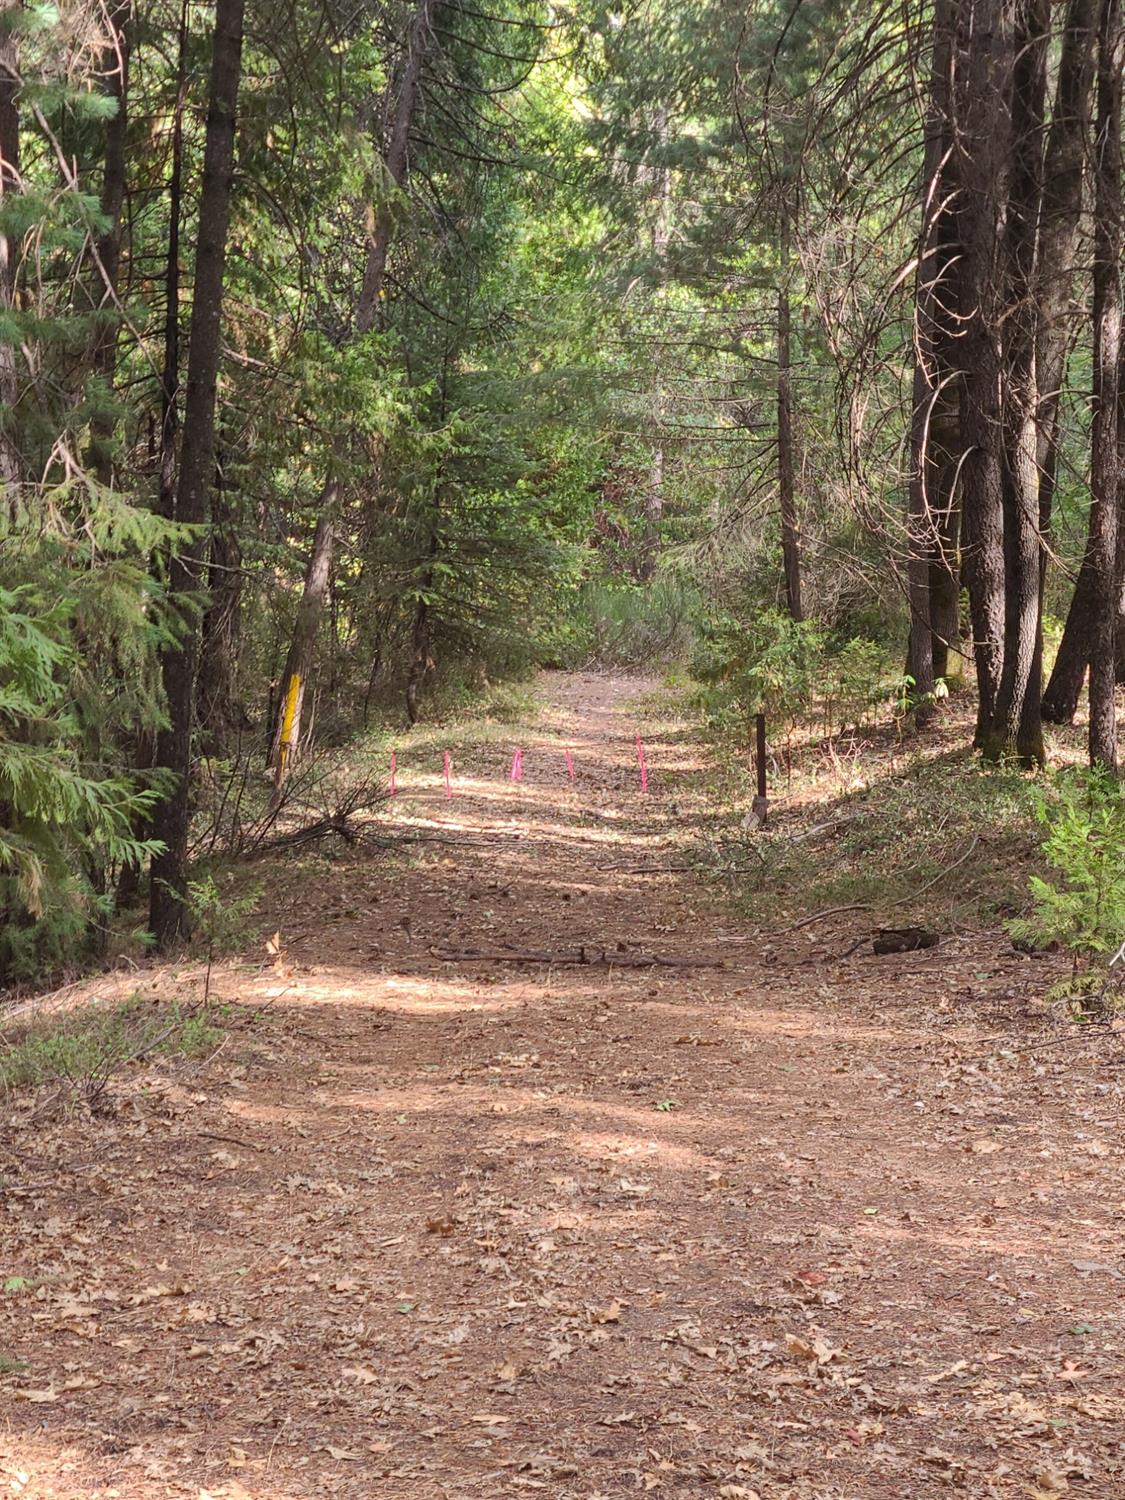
[249, 813, 363, 855]
[370, 832, 524, 848]
[600, 859, 766, 874]
[198, 1130, 267, 1153]
[430, 945, 722, 969]
[596, 862, 697, 873]
[960, 1021, 1121, 1067]
[785, 901, 872, 933]
[789, 813, 863, 843]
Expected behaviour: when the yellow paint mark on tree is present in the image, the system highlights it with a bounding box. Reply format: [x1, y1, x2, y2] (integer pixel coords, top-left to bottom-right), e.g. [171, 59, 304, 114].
[278, 672, 301, 775]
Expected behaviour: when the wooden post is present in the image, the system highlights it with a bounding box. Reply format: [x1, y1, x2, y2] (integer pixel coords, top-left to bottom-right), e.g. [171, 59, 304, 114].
[749, 711, 768, 828]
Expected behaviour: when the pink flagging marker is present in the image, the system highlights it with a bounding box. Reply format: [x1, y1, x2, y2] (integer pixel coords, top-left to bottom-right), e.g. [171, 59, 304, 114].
[389, 749, 397, 797]
[510, 749, 523, 782]
[443, 750, 452, 798]
[635, 734, 649, 793]
[564, 748, 575, 781]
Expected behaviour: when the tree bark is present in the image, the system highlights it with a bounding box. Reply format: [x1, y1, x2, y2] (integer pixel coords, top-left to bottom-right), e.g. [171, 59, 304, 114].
[1044, 553, 1096, 720]
[953, 0, 1009, 747]
[150, 0, 245, 946]
[157, 0, 189, 522]
[907, 0, 960, 719]
[1036, 0, 1099, 722]
[1114, 341, 1125, 683]
[0, 5, 21, 507]
[404, 512, 440, 726]
[638, 443, 663, 583]
[1035, 0, 1097, 555]
[777, 206, 802, 622]
[404, 587, 433, 726]
[1086, 0, 1123, 767]
[197, 452, 244, 752]
[984, 0, 1049, 767]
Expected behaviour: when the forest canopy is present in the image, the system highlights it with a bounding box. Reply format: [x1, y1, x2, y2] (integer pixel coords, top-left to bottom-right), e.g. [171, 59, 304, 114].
[1, 0, 1123, 979]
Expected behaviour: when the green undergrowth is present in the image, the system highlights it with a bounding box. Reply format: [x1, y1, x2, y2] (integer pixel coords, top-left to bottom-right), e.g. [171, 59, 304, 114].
[0, 996, 224, 1100]
[556, 577, 701, 669]
[361, 678, 542, 759]
[687, 717, 1043, 932]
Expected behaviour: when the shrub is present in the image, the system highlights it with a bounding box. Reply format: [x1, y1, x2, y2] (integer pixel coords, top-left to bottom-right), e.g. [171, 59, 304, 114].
[0, 996, 222, 1101]
[559, 576, 700, 669]
[694, 608, 825, 728]
[1009, 768, 1125, 1010]
[0, 499, 175, 982]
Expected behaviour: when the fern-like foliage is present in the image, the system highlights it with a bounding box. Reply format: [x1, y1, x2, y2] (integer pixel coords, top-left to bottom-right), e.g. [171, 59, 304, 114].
[0, 499, 177, 981]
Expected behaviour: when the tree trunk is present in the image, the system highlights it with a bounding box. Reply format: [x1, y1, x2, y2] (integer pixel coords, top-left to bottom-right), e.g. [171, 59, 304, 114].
[404, 591, 433, 726]
[269, 0, 435, 776]
[115, 3, 186, 911]
[1031, 0, 1099, 722]
[638, 443, 663, 583]
[355, 0, 435, 331]
[1036, 0, 1098, 600]
[1044, 553, 1096, 719]
[1086, 0, 1123, 767]
[907, 0, 960, 720]
[149, 0, 245, 946]
[638, 105, 671, 584]
[86, 0, 131, 488]
[268, 494, 336, 776]
[157, 0, 189, 521]
[777, 208, 802, 622]
[1114, 340, 1125, 683]
[197, 452, 244, 753]
[985, 0, 1048, 767]
[0, 6, 21, 507]
[906, 355, 937, 719]
[953, 0, 1010, 748]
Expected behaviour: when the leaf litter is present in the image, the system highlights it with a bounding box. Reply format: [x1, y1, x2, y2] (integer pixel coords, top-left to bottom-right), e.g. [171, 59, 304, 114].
[1, 672, 1123, 1498]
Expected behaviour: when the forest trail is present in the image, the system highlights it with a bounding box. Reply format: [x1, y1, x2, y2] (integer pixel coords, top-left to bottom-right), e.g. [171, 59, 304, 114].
[3, 673, 1124, 1500]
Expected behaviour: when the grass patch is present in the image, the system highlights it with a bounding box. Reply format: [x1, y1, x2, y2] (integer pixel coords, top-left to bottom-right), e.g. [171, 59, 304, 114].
[784, 756, 1037, 926]
[0, 996, 223, 1100]
[688, 702, 1043, 930]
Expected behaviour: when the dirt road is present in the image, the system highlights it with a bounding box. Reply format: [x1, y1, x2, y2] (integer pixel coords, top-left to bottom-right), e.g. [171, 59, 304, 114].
[3, 673, 1123, 1499]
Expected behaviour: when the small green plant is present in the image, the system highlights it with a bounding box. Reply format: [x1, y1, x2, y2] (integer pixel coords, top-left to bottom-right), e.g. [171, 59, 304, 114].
[1009, 768, 1125, 1013]
[185, 873, 261, 1000]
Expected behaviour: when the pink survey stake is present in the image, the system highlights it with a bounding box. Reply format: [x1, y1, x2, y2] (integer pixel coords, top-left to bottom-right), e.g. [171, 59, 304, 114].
[510, 749, 523, 782]
[564, 749, 575, 781]
[443, 750, 452, 798]
[635, 734, 649, 792]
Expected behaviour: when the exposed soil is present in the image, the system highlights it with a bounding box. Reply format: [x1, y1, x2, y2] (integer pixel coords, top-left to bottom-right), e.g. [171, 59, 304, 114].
[2, 672, 1123, 1500]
